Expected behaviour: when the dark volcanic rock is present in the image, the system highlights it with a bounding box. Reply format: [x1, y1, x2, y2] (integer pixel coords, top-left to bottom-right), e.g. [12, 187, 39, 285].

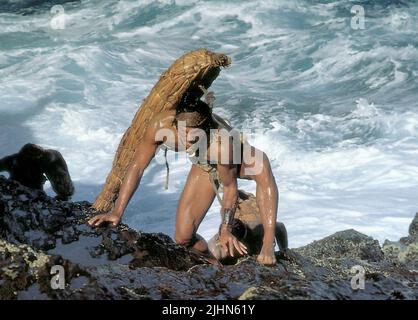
[383, 213, 418, 270]
[0, 176, 206, 271]
[0, 175, 417, 300]
[295, 229, 384, 262]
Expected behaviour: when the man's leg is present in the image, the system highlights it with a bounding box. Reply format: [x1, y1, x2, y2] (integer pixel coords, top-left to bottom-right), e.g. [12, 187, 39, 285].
[175, 164, 216, 254]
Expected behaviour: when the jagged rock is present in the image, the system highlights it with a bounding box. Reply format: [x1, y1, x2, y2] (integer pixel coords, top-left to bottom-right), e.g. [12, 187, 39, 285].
[294, 229, 385, 281]
[0, 176, 206, 272]
[295, 229, 384, 262]
[382, 213, 418, 269]
[0, 240, 49, 299]
[0, 175, 417, 300]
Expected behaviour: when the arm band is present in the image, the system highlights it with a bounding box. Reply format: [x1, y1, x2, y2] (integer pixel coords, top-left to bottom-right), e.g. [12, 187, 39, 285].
[222, 208, 235, 226]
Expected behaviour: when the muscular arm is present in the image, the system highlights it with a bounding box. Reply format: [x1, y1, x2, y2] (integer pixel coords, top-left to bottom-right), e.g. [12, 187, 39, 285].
[215, 137, 238, 213]
[217, 163, 238, 215]
[254, 152, 279, 266]
[42, 150, 74, 200]
[112, 135, 158, 218]
[89, 122, 160, 226]
[216, 144, 247, 256]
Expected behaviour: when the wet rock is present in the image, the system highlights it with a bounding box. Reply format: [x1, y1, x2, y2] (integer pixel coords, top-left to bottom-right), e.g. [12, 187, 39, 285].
[0, 175, 417, 300]
[382, 213, 418, 269]
[0, 175, 206, 272]
[0, 240, 50, 299]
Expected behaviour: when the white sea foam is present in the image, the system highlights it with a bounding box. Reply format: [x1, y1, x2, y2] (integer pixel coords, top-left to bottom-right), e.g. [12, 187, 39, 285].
[1, 0, 417, 248]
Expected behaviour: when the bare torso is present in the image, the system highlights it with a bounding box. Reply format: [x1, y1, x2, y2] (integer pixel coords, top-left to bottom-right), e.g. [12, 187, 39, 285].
[148, 110, 265, 181]
[89, 109, 279, 266]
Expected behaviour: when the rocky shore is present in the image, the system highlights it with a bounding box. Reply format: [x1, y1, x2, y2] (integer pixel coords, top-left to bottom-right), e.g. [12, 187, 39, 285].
[0, 175, 417, 300]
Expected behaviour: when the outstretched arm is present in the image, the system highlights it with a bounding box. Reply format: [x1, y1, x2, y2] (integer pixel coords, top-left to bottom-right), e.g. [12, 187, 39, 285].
[88, 126, 159, 227]
[42, 150, 74, 200]
[217, 162, 247, 257]
[254, 153, 279, 266]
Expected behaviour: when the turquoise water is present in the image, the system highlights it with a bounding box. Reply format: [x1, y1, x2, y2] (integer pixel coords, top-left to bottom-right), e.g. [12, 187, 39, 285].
[1, 0, 417, 247]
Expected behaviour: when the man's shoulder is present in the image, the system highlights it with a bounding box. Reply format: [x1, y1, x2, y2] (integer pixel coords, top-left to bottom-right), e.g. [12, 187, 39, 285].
[149, 110, 176, 130]
[144, 111, 176, 144]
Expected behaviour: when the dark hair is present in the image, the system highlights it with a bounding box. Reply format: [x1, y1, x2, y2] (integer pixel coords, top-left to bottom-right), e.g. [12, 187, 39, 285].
[175, 92, 215, 133]
[177, 91, 211, 113]
[18, 143, 44, 160]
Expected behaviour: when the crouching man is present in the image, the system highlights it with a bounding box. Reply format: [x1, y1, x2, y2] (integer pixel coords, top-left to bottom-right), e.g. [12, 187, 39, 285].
[0, 143, 74, 200]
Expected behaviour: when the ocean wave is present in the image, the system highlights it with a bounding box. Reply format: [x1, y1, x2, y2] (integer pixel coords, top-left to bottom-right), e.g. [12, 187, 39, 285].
[1, 0, 417, 247]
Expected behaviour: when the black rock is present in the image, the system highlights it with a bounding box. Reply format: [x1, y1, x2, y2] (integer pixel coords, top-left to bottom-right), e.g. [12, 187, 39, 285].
[0, 175, 417, 300]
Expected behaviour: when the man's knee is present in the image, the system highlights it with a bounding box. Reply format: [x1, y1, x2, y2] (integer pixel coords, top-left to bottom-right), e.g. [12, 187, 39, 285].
[175, 233, 209, 253]
[175, 234, 196, 248]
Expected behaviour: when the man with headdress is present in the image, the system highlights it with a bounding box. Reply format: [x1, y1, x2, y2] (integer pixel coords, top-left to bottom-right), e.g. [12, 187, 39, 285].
[88, 93, 283, 266]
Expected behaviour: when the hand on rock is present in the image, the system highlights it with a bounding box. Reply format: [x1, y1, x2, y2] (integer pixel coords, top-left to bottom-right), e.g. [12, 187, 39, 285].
[88, 212, 121, 227]
[219, 227, 247, 257]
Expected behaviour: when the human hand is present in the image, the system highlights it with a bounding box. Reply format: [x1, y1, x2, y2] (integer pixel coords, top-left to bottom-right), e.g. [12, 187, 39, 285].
[219, 227, 247, 257]
[87, 211, 121, 227]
